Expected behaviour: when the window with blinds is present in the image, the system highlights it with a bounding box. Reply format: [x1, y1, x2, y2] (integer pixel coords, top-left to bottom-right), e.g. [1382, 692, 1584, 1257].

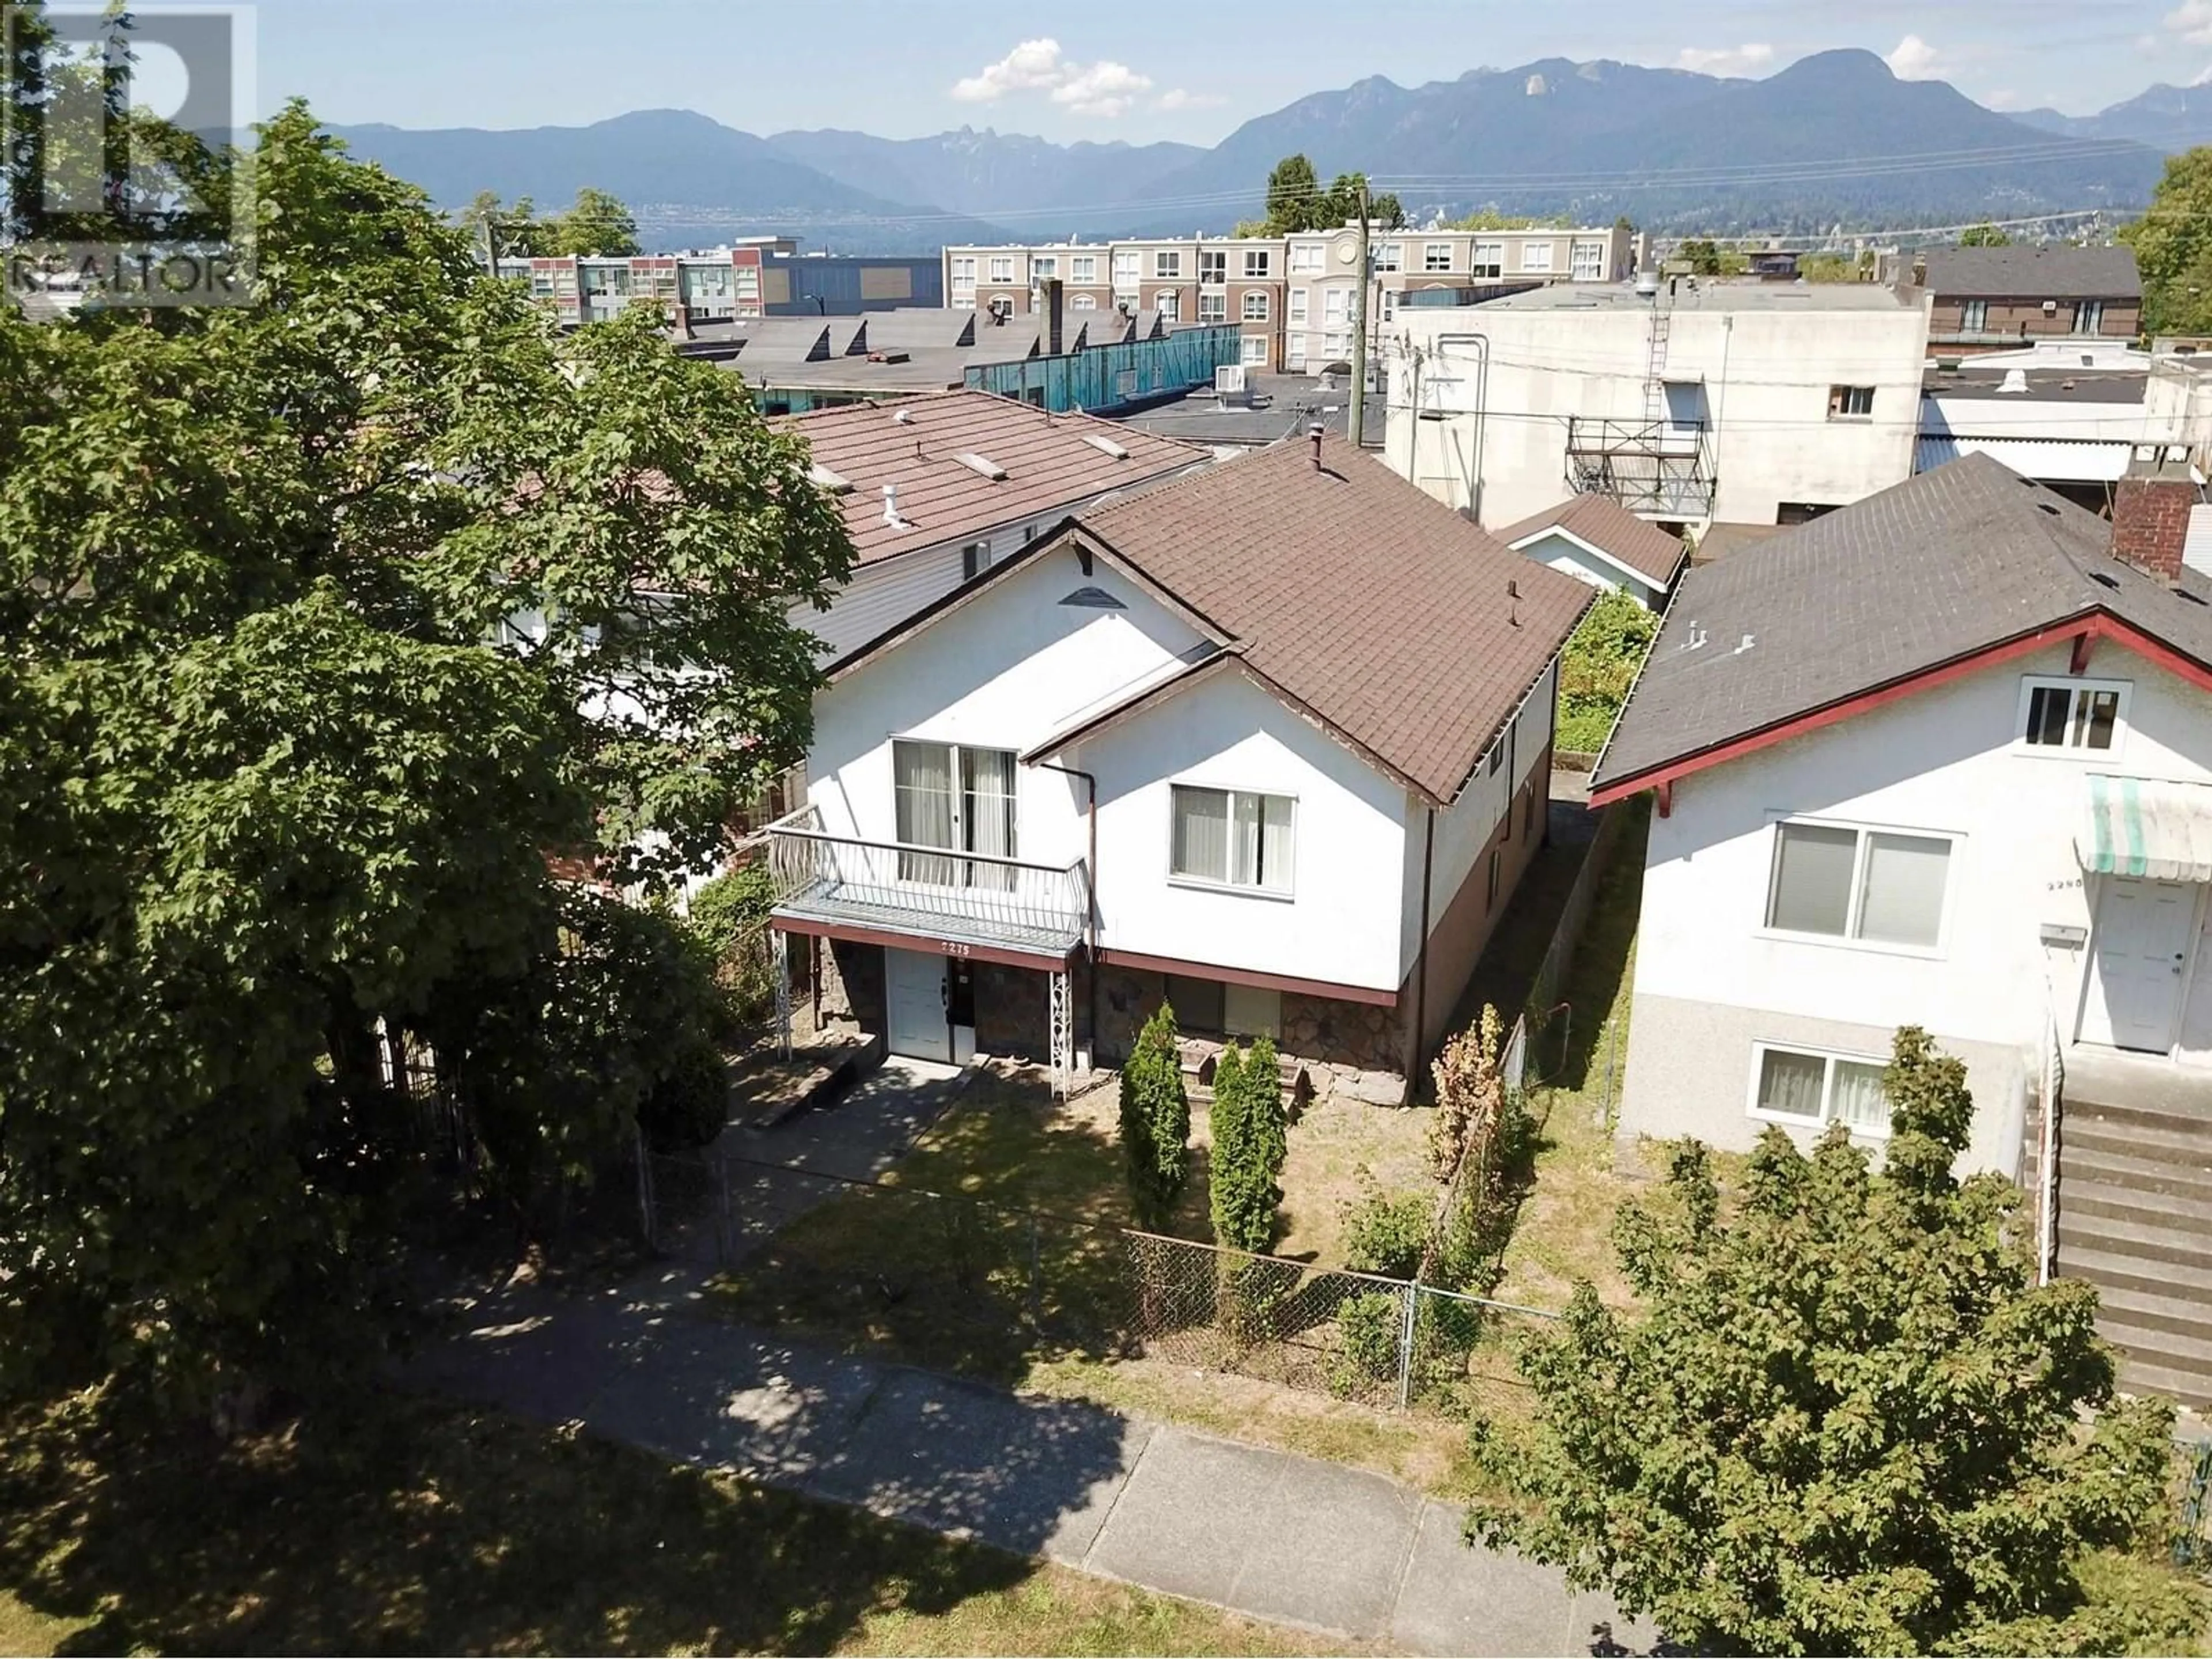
[1766, 820, 1952, 950]
[1170, 785, 1294, 894]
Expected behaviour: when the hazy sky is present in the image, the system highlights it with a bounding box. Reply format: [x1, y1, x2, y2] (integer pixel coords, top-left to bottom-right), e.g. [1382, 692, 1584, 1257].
[245, 0, 2194, 139]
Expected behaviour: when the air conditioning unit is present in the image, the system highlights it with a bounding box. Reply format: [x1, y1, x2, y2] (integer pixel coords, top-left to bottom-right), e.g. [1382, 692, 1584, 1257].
[1214, 364, 1248, 396]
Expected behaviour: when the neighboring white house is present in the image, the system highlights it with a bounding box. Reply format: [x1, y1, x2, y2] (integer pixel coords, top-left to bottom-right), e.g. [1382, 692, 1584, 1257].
[1589, 452, 2212, 1404]
[765, 434, 1591, 1100]
[1494, 493, 1688, 610]
[1383, 279, 1932, 533]
[1917, 342, 2157, 511]
[779, 389, 1209, 658]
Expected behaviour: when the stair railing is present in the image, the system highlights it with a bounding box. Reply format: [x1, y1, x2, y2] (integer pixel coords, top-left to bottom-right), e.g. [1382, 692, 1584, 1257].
[2037, 988, 2065, 1287]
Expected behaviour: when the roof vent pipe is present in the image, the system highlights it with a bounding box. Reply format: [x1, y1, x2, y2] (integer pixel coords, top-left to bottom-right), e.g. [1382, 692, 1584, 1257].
[882, 484, 911, 531]
[1310, 422, 1324, 469]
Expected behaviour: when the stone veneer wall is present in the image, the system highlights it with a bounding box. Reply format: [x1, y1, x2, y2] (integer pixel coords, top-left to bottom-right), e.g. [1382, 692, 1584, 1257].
[817, 935, 885, 1035]
[972, 960, 1050, 1060]
[1092, 961, 1409, 1103]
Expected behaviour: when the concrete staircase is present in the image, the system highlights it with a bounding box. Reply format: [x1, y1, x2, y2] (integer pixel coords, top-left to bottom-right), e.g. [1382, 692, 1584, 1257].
[2039, 1087, 2212, 1411]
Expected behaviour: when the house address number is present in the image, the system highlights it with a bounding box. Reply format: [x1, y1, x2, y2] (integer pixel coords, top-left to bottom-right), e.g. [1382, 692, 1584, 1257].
[941, 941, 972, 958]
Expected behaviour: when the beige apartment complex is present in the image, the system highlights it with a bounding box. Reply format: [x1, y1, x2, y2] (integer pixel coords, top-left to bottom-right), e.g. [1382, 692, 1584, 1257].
[943, 224, 1638, 372]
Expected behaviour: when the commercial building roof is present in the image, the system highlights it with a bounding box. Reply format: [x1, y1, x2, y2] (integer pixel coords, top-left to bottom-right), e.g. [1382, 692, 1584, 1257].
[1113, 373, 1385, 448]
[1918, 244, 2142, 301]
[1922, 366, 2147, 406]
[1592, 452, 2212, 795]
[1462, 280, 1920, 315]
[1497, 494, 1689, 587]
[779, 389, 1206, 567]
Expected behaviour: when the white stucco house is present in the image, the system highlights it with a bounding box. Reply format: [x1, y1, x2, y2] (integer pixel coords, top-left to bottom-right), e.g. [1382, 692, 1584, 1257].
[764, 434, 1591, 1101]
[1590, 450, 2212, 1404]
[1495, 493, 1688, 611]
[1382, 280, 1931, 535]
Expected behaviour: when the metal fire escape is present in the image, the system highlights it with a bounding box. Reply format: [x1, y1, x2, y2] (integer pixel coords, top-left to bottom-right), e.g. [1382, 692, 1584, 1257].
[1563, 282, 1715, 519]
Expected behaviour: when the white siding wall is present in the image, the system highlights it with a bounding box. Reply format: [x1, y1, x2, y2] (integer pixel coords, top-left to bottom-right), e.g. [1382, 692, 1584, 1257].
[803, 544, 967, 659]
[1622, 640, 2212, 1169]
[1514, 530, 1665, 607]
[808, 542, 1416, 992]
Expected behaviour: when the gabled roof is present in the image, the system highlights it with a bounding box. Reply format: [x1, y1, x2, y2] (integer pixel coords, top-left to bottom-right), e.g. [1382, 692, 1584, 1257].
[1918, 244, 2141, 302]
[779, 389, 1206, 567]
[1590, 453, 2212, 800]
[1497, 494, 1688, 588]
[837, 435, 1593, 805]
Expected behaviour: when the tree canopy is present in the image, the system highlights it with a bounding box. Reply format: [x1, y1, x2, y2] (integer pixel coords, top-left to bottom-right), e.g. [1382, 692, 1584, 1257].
[2123, 147, 2212, 336]
[1259, 154, 1403, 234]
[1959, 222, 2012, 247]
[1468, 1028, 2184, 1655]
[460, 185, 643, 259]
[0, 77, 851, 1411]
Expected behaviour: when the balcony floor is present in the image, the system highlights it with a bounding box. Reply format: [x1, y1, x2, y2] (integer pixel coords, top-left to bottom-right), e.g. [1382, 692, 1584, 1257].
[773, 880, 1082, 963]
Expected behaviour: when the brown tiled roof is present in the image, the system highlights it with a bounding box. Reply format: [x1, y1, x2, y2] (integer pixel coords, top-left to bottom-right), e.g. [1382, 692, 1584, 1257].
[779, 390, 1206, 567]
[1077, 435, 1593, 802]
[1497, 494, 1688, 587]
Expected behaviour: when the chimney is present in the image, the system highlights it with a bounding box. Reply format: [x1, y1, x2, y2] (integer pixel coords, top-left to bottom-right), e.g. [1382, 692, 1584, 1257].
[2111, 451, 2196, 586]
[1909, 254, 1927, 287]
[1039, 276, 1065, 357]
[1309, 422, 1324, 469]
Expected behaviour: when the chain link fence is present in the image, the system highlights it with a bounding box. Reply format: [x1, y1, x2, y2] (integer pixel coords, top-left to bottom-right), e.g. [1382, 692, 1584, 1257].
[641, 1145, 1558, 1413]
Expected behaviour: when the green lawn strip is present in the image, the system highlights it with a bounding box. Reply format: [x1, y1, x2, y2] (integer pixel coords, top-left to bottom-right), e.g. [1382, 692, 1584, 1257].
[0, 1392, 1335, 1657]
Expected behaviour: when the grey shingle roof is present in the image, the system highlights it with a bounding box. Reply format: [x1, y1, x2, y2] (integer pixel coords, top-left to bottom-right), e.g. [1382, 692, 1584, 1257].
[1592, 452, 2212, 791]
[1919, 244, 2141, 301]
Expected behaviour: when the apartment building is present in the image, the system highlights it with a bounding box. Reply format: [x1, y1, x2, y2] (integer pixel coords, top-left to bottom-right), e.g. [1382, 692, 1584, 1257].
[943, 224, 1635, 376]
[502, 238, 943, 327]
[1902, 245, 2142, 355]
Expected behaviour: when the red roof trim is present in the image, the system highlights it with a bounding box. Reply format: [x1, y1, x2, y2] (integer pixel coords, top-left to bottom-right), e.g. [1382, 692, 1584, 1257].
[1590, 609, 2212, 808]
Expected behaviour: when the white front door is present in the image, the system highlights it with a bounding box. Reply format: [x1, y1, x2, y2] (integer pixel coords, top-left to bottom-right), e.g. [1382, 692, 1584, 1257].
[885, 948, 950, 1062]
[2082, 877, 2200, 1053]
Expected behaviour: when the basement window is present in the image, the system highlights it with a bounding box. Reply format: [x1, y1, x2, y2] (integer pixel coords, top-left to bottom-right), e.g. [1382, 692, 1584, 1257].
[1748, 1043, 1892, 1137]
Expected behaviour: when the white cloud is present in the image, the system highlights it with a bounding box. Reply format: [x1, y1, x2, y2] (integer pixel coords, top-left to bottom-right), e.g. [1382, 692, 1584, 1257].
[1886, 34, 1945, 79]
[1155, 88, 1228, 112]
[2192, 62, 2212, 85]
[951, 38, 1069, 103]
[2170, 1, 2212, 47]
[1052, 60, 1153, 118]
[1675, 43, 1775, 77]
[1983, 87, 2025, 109]
[949, 39, 1160, 117]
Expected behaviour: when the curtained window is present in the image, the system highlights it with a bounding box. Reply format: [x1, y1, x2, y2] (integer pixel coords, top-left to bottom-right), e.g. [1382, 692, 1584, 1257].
[893, 740, 1017, 888]
[1753, 1044, 1893, 1137]
[1171, 786, 1293, 893]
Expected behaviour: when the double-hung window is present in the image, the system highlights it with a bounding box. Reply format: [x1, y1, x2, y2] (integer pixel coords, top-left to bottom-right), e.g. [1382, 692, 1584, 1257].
[1240, 334, 1269, 365]
[988, 255, 1014, 283]
[1518, 241, 1555, 273]
[1423, 242, 1453, 272]
[1471, 241, 1505, 279]
[1374, 243, 1403, 273]
[1199, 250, 1226, 285]
[1750, 1044, 1892, 1137]
[1154, 249, 1181, 279]
[1071, 254, 1098, 283]
[1323, 286, 1350, 325]
[1112, 250, 1141, 287]
[1289, 288, 1309, 323]
[1242, 248, 1271, 278]
[1032, 255, 1058, 278]
[949, 255, 977, 293]
[893, 740, 1018, 891]
[1766, 820, 1953, 950]
[1570, 240, 1606, 280]
[1171, 785, 1294, 894]
[2018, 676, 2127, 753]
[1156, 290, 1182, 320]
[1199, 291, 1228, 322]
[1242, 290, 1270, 320]
[1290, 243, 1323, 274]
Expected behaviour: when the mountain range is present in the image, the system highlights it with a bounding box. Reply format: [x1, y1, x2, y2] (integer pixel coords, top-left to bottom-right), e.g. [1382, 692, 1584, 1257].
[326, 50, 2202, 255]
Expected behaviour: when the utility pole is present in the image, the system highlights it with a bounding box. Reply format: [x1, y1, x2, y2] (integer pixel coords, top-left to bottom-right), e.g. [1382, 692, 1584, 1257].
[1349, 176, 1370, 448]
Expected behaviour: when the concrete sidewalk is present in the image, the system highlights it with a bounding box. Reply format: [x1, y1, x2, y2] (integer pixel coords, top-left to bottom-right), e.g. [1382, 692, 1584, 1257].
[416, 1268, 1650, 1656]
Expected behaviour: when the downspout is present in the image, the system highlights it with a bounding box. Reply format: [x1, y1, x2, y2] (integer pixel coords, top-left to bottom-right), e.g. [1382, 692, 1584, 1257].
[1406, 806, 1436, 1107]
[1031, 759, 1101, 1057]
[1433, 332, 1489, 521]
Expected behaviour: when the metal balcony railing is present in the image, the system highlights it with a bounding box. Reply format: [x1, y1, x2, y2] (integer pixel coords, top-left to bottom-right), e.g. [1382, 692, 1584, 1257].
[766, 805, 1090, 957]
[1563, 417, 1717, 517]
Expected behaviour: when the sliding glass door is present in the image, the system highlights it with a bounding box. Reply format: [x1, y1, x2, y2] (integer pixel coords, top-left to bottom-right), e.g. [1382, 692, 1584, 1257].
[893, 740, 1017, 889]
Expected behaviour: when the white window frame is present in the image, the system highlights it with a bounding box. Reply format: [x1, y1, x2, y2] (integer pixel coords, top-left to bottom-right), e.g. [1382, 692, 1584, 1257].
[1070, 293, 1097, 310]
[1423, 242, 1453, 272]
[1199, 249, 1226, 285]
[1168, 783, 1297, 897]
[1323, 330, 1350, 359]
[1154, 249, 1182, 279]
[1031, 255, 1058, 278]
[1071, 255, 1098, 284]
[891, 737, 1021, 889]
[1374, 242, 1403, 273]
[949, 256, 976, 290]
[2074, 300, 2105, 335]
[1289, 243, 1323, 274]
[1156, 290, 1181, 321]
[988, 255, 1015, 283]
[1960, 299, 1988, 333]
[2014, 675, 2131, 757]
[1322, 286, 1349, 324]
[1471, 241, 1505, 279]
[1828, 384, 1876, 419]
[1243, 249, 1271, 279]
[1112, 251, 1141, 285]
[1518, 241, 1555, 273]
[1570, 239, 1605, 280]
[1287, 335, 1308, 369]
[1289, 288, 1309, 323]
[1242, 289, 1270, 321]
[1747, 1041, 1894, 1139]
[1761, 816, 1959, 957]
[1198, 290, 1228, 323]
[1240, 334, 1269, 365]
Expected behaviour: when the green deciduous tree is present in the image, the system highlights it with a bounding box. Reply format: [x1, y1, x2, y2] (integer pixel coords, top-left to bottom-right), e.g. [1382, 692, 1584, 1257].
[547, 185, 641, 256]
[1467, 1027, 2184, 1656]
[1960, 222, 2012, 247]
[1207, 1039, 1285, 1254]
[0, 93, 851, 1411]
[2124, 147, 2212, 336]
[1264, 153, 1319, 234]
[1119, 1002, 1191, 1230]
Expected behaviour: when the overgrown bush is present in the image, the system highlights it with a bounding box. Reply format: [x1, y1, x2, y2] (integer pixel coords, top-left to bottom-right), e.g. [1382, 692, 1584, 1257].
[1342, 1176, 1430, 1280]
[637, 1037, 730, 1152]
[1429, 1006, 1505, 1181]
[1119, 1002, 1191, 1230]
[1556, 587, 1659, 754]
[684, 862, 778, 1029]
[1331, 1289, 1403, 1395]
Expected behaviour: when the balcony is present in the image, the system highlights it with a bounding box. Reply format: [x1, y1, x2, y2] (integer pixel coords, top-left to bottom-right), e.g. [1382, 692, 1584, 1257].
[1563, 417, 1717, 518]
[766, 805, 1090, 962]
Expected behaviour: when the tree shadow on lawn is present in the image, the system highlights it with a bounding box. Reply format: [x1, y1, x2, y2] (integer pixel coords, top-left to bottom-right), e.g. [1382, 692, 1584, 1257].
[0, 1392, 1044, 1658]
